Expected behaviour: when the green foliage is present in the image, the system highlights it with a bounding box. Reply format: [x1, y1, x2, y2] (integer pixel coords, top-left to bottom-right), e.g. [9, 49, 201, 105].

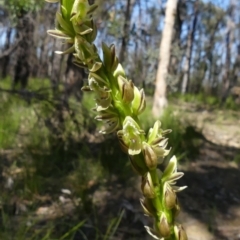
[0, 94, 32, 149]
[0, 76, 130, 239]
[0, 208, 86, 240]
[224, 96, 238, 110]
[170, 92, 239, 111]
[1, 0, 44, 21]
[233, 153, 240, 164]
[0, 103, 20, 149]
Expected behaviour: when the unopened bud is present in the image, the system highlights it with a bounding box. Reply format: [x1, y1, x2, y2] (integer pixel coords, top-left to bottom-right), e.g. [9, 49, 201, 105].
[117, 76, 134, 103]
[87, 20, 97, 42]
[140, 198, 156, 217]
[164, 184, 177, 209]
[102, 42, 112, 70]
[145, 226, 161, 240]
[129, 156, 147, 176]
[172, 198, 181, 217]
[132, 86, 146, 115]
[111, 56, 119, 72]
[89, 62, 102, 72]
[110, 45, 119, 71]
[118, 137, 129, 154]
[113, 63, 125, 78]
[156, 213, 170, 238]
[141, 172, 155, 198]
[143, 142, 158, 170]
[174, 225, 188, 240]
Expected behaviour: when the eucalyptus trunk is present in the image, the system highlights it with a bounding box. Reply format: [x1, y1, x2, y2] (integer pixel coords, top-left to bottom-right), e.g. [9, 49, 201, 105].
[221, 5, 234, 103]
[181, 2, 198, 94]
[152, 0, 178, 117]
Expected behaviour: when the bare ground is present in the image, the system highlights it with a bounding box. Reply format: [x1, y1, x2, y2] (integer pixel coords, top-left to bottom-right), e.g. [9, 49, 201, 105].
[88, 104, 240, 239]
[1, 104, 240, 239]
[176, 104, 240, 240]
[32, 106, 240, 239]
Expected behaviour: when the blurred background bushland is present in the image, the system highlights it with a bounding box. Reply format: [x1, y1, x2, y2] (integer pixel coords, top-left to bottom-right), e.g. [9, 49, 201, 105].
[0, 0, 240, 239]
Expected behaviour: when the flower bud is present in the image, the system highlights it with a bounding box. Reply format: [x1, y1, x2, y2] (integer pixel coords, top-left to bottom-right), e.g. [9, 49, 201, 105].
[118, 137, 129, 154]
[152, 137, 168, 148]
[109, 45, 118, 71]
[174, 225, 188, 240]
[162, 156, 178, 181]
[144, 226, 161, 240]
[172, 198, 181, 217]
[140, 198, 156, 217]
[142, 142, 158, 170]
[164, 184, 177, 209]
[131, 86, 146, 115]
[141, 172, 155, 199]
[117, 76, 134, 103]
[89, 62, 102, 72]
[86, 20, 97, 42]
[71, 0, 97, 23]
[155, 213, 171, 238]
[111, 56, 119, 72]
[102, 42, 112, 70]
[113, 63, 126, 78]
[129, 157, 147, 176]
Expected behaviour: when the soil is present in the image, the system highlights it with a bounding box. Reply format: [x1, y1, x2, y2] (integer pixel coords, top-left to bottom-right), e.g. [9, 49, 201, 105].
[2, 103, 240, 240]
[87, 104, 240, 240]
[177, 104, 240, 240]
[40, 105, 240, 239]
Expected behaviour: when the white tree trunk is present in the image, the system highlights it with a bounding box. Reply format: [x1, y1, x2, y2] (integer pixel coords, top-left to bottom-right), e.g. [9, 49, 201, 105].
[181, 30, 191, 94]
[221, 3, 234, 103]
[152, 0, 178, 117]
[181, 2, 198, 94]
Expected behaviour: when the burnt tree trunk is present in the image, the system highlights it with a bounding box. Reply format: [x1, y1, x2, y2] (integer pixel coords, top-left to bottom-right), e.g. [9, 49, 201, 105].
[63, 53, 85, 101]
[13, 12, 34, 90]
[119, 0, 134, 63]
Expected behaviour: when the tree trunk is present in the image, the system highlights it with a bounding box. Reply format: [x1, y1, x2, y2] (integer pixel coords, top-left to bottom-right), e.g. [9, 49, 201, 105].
[119, 0, 134, 63]
[152, 0, 178, 117]
[221, 4, 234, 103]
[208, 21, 221, 93]
[1, 28, 12, 79]
[50, 39, 64, 91]
[13, 13, 34, 90]
[181, 2, 198, 94]
[63, 53, 85, 101]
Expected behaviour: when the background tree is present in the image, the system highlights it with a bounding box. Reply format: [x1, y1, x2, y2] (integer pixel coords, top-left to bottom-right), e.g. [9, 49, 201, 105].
[152, 0, 178, 117]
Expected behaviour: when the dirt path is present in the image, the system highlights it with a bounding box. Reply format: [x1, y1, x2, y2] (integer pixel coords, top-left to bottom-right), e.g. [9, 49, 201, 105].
[178, 103, 240, 148]
[175, 103, 240, 240]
